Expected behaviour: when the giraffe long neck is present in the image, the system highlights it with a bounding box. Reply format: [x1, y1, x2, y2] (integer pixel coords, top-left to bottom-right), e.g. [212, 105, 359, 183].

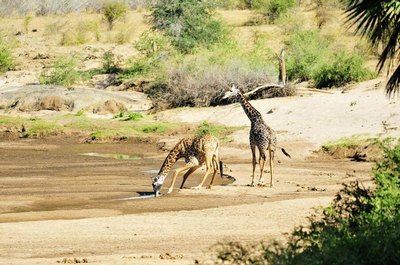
[158, 146, 181, 176]
[236, 91, 263, 122]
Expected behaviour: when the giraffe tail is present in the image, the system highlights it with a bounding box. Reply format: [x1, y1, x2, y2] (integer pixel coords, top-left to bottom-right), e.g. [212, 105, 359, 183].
[212, 142, 223, 178]
[280, 147, 291, 158]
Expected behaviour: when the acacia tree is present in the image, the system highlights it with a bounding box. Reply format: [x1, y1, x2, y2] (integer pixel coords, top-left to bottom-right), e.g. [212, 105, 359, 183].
[346, 0, 400, 95]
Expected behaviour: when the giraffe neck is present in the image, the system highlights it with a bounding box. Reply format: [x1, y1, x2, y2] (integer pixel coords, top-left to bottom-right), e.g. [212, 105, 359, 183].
[236, 91, 263, 122]
[158, 146, 181, 177]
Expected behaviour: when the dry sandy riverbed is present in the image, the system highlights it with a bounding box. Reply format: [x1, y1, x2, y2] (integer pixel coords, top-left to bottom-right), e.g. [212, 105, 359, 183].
[1, 78, 398, 264]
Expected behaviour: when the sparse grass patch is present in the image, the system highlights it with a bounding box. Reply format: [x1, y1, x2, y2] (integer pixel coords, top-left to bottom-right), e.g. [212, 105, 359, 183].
[140, 123, 169, 134]
[196, 121, 242, 141]
[23, 119, 64, 138]
[113, 111, 143, 121]
[321, 135, 373, 153]
[61, 25, 89, 46]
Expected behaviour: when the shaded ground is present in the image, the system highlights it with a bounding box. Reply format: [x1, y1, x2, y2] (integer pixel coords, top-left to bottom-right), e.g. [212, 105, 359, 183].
[0, 137, 374, 264]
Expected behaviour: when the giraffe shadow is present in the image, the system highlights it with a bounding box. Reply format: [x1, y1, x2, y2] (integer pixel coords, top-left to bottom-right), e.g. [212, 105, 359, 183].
[137, 191, 155, 196]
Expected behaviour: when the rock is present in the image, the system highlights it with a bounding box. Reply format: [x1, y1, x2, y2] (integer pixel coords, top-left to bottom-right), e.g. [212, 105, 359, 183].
[93, 99, 127, 114]
[38, 95, 73, 111]
[91, 74, 121, 89]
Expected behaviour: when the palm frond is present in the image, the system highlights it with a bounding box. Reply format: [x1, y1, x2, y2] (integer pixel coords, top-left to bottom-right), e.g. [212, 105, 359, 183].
[386, 64, 400, 96]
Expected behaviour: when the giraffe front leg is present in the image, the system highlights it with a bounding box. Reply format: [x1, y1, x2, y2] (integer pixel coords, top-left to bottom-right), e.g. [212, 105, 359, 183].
[168, 164, 194, 194]
[250, 143, 257, 187]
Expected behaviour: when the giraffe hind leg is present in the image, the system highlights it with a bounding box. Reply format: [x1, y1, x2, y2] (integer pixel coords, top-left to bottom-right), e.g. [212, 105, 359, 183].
[269, 146, 274, 187]
[180, 166, 201, 189]
[258, 150, 266, 186]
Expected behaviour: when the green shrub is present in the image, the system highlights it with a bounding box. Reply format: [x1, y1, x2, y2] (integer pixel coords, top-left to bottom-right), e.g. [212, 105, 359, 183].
[313, 52, 374, 88]
[102, 2, 128, 30]
[141, 124, 168, 133]
[113, 111, 143, 121]
[0, 46, 13, 73]
[0, 35, 14, 73]
[39, 57, 82, 86]
[285, 30, 331, 81]
[134, 31, 171, 57]
[102, 51, 119, 74]
[204, 140, 400, 265]
[267, 0, 296, 22]
[149, 0, 226, 53]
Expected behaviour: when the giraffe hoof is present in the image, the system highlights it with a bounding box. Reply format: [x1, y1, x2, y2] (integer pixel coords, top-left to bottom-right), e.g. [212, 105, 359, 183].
[206, 185, 212, 189]
[192, 186, 201, 190]
[167, 189, 173, 194]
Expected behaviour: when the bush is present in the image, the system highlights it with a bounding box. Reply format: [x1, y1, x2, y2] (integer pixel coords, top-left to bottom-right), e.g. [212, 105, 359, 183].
[267, 0, 296, 22]
[149, 0, 226, 53]
[39, 56, 82, 86]
[0, 35, 14, 73]
[102, 51, 119, 74]
[285, 30, 331, 81]
[313, 52, 374, 88]
[203, 140, 400, 265]
[102, 2, 128, 30]
[0, 45, 13, 73]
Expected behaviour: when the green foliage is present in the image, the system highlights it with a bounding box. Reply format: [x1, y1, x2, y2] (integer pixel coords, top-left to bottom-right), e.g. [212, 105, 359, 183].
[113, 111, 143, 121]
[39, 56, 82, 86]
[134, 31, 171, 57]
[313, 52, 374, 88]
[206, 140, 400, 264]
[196, 121, 225, 137]
[285, 30, 331, 81]
[267, 0, 296, 22]
[141, 124, 169, 133]
[149, 0, 226, 53]
[321, 135, 372, 152]
[102, 51, 119, 74]
[0, 46, 13, 73]
[345, 0, 400, 95]
[102, 2, 128, 30]
[0, 35, 14, 73]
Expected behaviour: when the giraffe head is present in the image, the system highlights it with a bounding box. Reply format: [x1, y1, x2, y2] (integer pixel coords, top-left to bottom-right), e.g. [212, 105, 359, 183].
[222, 85, 240, 99]
[152, 174, 166, 197]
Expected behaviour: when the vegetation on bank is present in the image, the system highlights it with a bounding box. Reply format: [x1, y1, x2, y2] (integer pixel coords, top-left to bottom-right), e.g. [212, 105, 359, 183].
[205, 139, 400, 264]
[0, 114, 241, 141]
[0, 0, 385, 110]
[0, 34, 14, 73]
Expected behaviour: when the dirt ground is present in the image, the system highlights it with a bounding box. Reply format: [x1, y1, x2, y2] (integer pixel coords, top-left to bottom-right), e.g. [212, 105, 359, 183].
[1, 77, 398, 265]
[0, 135, 374, 265]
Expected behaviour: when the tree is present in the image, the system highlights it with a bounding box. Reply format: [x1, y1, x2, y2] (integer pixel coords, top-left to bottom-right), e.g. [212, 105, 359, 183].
[148, 0, 225, 53]
[102, 2, 128, 30]
[345, 0, 400, 95]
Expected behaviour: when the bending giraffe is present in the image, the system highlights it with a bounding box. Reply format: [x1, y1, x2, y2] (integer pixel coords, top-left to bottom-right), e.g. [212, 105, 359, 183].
[223, 85, 291, 187]
[152, 133, 221, 196]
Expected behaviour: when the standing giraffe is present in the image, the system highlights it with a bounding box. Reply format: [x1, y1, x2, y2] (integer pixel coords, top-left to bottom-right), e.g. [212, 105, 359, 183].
[152, 133, 221, 196]
[223, 85, 291, 187]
